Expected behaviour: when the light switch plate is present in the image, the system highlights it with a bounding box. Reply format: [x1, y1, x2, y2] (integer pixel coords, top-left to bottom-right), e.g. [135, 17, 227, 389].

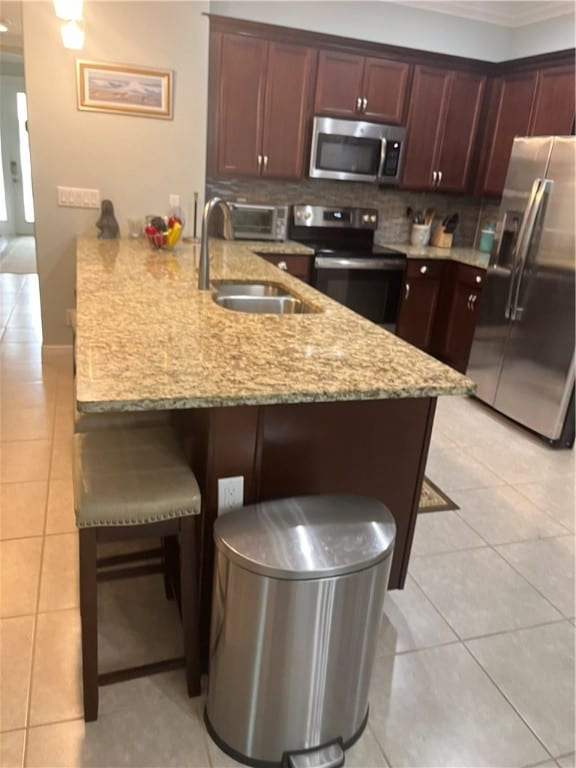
[57, 186, 100, 208]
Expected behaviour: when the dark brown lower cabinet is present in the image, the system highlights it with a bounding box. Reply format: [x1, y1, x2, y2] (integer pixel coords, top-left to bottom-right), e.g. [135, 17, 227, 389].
[258, 253, 313, 283]
[433, 262, 486, 373]
[396, 259, 445, 352]
[178, 397, 436, 667]
[397, 258, 486, 373]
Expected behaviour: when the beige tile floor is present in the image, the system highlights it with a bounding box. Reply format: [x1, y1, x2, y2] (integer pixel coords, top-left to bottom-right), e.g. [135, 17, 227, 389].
[1, 273, 574, 767]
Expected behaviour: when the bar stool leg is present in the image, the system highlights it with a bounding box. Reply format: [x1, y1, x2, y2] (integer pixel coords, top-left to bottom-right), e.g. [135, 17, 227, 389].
[79, 528, 99, 721]
[180, 516, 201, 697]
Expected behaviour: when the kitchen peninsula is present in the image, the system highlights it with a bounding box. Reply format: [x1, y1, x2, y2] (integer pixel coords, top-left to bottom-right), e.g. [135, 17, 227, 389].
[75, 236, 474, 658]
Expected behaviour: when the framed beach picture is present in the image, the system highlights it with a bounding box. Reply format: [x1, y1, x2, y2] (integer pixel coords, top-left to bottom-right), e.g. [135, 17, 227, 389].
[76, 60, 173, 119]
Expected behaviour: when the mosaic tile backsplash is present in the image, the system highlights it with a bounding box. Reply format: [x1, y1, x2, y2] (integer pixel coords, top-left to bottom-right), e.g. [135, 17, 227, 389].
[206, 177, 500, 250]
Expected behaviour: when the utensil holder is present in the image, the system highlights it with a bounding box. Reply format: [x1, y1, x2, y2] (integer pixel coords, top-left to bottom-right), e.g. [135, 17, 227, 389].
[410, 224, 431, 247]
[431, 227, 453, 249]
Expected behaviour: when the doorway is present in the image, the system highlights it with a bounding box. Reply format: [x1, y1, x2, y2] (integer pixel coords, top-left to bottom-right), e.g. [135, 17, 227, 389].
[0, 52, 37, 273]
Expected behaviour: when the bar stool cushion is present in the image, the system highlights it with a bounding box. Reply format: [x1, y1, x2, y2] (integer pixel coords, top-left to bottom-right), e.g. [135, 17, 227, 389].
[74, 405, 170, 433]
[73, 426, 201, 528]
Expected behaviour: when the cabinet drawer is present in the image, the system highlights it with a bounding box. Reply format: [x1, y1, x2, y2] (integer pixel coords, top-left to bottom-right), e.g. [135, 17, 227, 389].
[260, 253, 313, 282]
[454, 263, 486, 289]
[405, 259, 444, 280]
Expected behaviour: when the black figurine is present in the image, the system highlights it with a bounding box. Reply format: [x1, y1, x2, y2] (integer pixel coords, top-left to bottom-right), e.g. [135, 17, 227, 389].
[96, 199, 120, 240]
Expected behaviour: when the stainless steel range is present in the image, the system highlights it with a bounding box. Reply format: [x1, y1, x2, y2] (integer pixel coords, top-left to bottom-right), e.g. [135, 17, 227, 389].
[289, 205, 406, 331]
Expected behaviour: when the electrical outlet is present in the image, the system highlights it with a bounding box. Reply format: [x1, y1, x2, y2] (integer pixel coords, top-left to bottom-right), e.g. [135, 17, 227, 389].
[169, 194, 180, 209]
[57, 186, 100, 208]
[217, 476, 244, 514]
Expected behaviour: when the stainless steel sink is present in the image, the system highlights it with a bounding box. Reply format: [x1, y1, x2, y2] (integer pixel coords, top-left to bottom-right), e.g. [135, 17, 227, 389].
[214, 295, 315, 314]
[213, 282, 290, 298]
[212, 280, 319, 315]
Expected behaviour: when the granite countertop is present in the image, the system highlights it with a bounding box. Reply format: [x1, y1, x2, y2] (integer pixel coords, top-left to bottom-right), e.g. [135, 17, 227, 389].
[75, 236, 474, 412]
[380, 242, 490, 269]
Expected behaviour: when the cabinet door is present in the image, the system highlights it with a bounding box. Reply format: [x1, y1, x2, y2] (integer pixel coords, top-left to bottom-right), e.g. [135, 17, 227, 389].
[529, 65, 576, 137]
[262, 43, 315, 179]
[479, 72, 537, 197]
[436, 72, 486, 193]
[361, 57, 411, 124]
[401, 66, 451, 190]
[433, 263, 485, 372]
[217, 35, 268, 176]
[396, 260, 444, 351]
[259, 254, 313, 283]
[440, 283, 481, 373]
[314, 50, 365, 118]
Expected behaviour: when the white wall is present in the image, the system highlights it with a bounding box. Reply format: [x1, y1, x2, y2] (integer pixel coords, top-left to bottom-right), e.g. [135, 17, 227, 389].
[210, 1, 574, 61]
[511, 14, 576, 59]
[22, 1, 209, 346]
[210, 0, 511, 61]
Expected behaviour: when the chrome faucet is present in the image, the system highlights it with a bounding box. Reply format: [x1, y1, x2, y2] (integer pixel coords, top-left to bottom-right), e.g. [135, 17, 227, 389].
[198, 197, 231, 290]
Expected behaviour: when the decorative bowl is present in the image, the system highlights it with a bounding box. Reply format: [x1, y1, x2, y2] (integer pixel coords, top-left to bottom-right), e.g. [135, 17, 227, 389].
[145, 216, 183, 250]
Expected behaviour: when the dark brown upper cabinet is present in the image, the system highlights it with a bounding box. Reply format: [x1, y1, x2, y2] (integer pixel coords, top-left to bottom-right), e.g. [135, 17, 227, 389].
[529, 64, 575, 136]
[314, 49, 411, 124]
[476, 72, 538, 197]
[477, 64, 575, 198]
[401, 66, 485, 193]
[211, 32, 315, 179]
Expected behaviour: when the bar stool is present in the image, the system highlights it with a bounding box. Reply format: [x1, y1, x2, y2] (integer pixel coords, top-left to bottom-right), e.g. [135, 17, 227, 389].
[73, 424, 202, 722]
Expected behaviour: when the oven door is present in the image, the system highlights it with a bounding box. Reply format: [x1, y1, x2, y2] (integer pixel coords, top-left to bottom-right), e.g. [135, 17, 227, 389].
[313, 255, 406, 331]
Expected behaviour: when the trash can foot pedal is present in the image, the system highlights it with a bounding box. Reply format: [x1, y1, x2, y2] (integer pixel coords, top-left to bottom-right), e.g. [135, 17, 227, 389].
[283, 740, 344, 768]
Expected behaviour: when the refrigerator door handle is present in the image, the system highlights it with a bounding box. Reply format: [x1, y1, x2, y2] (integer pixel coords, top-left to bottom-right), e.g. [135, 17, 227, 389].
[505, 178, 542, 320]
[511, 178, 553, 322]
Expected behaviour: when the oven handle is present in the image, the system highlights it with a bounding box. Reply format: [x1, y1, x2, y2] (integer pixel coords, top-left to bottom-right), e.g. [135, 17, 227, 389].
[315, 256, 405, 270]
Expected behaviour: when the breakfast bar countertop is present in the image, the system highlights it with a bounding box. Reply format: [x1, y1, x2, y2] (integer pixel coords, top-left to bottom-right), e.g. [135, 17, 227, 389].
[75, 236, 474, 412]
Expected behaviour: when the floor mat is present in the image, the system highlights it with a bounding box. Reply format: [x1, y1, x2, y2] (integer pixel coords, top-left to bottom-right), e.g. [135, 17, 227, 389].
[419, 476, 459, 512]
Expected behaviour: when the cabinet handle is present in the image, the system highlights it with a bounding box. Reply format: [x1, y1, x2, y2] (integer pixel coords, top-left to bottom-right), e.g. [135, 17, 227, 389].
[471, 294, 477, 308]
[405, 282, 410, 300]
[437, 170, 443, 188]
[467, 294, 472, 311]
[420, 265, 428, 275]
[356, 97, 362, 112]
[475, 275, 482, 284]
[278, 260, 288, 271]
[257, 154, 263, 171]
[362, 97, 368, 112]
[432, 171, 437, 186]
[263, 155, 269, 172]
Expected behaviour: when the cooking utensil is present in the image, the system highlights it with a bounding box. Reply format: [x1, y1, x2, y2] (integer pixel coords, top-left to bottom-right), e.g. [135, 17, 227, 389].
[444, 213, 459, 234]
[424, 208, 435, 225]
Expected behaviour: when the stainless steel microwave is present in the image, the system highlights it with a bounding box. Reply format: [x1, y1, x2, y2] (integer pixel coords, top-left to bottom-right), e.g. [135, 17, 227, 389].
[219, 202, 288, 241]
[309, 117, 406, 184]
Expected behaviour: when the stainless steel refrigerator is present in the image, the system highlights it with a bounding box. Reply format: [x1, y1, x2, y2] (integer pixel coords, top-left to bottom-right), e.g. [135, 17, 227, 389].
[468, 136, 575, 447]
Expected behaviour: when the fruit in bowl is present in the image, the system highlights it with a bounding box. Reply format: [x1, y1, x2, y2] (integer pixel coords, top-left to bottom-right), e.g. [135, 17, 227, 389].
[145, 215, 183, 250]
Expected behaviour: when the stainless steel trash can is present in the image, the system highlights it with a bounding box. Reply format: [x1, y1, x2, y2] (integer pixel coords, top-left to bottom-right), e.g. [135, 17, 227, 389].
[205, 494, 396, 768]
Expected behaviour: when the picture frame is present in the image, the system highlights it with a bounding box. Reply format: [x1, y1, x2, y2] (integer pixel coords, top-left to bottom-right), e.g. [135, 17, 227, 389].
[76, 60, 173, 120]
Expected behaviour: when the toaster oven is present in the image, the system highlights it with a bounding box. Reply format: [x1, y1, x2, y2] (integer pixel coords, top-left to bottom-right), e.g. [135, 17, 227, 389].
[219, 202, 289, 241]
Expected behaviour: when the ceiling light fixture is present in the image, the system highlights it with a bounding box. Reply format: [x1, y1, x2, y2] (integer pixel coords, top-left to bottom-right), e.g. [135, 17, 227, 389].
[60, 19, 85, 49]
[53, 0, 83, 21]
